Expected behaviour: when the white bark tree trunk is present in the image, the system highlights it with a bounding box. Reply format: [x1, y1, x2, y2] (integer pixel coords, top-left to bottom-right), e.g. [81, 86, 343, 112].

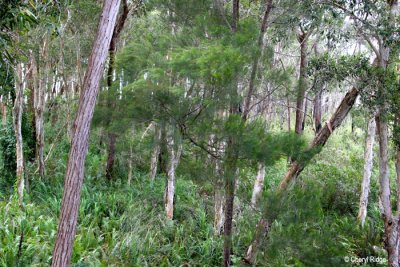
[376, 115, 399, 267]
[164, 130, 182, 220]
[12, 63, 24, 205]
[35, 38, 48, 178]
[358, 118, 376, 226]
[51, 1, 121, 266]
[251, 163, 266, 207]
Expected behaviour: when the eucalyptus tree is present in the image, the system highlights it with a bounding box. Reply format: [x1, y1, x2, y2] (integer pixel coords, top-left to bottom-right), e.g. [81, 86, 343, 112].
[52, 1, 121, 265]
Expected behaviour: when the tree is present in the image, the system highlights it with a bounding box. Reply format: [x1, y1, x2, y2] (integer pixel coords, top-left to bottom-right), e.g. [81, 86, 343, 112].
[52, 1, 121, 265]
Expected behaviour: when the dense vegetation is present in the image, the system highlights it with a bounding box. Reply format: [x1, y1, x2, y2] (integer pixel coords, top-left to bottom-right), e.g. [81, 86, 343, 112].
[0, 0, 399, 266]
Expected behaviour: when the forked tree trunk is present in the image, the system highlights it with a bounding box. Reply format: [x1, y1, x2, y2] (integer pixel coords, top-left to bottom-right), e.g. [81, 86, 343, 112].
[36, 38, 48, 178]
[164, 131, 182, 220]
[357, 117, 376, 226]
[12, 63, 24, 206]
[244, 87, 359, 265]
[51, 1, 121, 266]
[251, 163, 266, 207]
[376, 115, 399, 267]
[150, 124, 162, 181]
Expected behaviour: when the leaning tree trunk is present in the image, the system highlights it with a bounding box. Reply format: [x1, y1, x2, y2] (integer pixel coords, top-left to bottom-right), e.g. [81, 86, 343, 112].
[357, 117, 376, 227]
[13, 63, 24, 206]
[279, 87, 359, 189]
[51, 1, 121, 266]
[244, 86, 359, 265]
[251, 163, 266, 207]
[164, 130, 182, 220]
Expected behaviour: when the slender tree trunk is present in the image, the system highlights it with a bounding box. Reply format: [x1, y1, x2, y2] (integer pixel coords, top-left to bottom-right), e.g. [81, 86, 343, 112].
[222, 141, 239, 267]
[51, 2, 121, 266]
[1, 96, 6, 125]
[313, 88, 322, 134]
[244, 218, 269, 264]
[287, 95, 291, 132]
[13, 63, 24, 206]
[295, 31, 309, 135]
[358, 118, 376, 226]
[105, 133, 117, 180]
[222, 1, 274, 265]
[242, 0, 273, 120]
[251, 163, 266, 207]
[164, 130, 182, 220]
[27, 51, 37, 160]
[128, 143, 133, 185]
[376, 115, 399, 267]
[36, 38, 48, 178]
[396, 145, 400, 213]
[150, 124, 161, 181]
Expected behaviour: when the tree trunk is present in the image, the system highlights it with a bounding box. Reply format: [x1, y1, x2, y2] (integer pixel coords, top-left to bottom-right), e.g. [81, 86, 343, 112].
[12, 63, 24, 206]
[164, 130, 182, 220]
[251, 163, 266, 207]
[358, 117, 376, 226]
[51, 1, 121, 266]
[313, 88, 322, 134]
[222, 142, 238, 267]
[244, 87, 359, 265]
[106, 133, 117, 180]
[26, 50, 37, 161]
[244, 218, 269, 264]
[242, 0, 273, 120]
[36, 38, 49, 178]
[280, 87, 359, 189]
[294, 31, 309, 135]
[1, 96, 6, 125]
[214, 177, 225, 234]
[150, 124, 161, 181]
[128, 143, 133, 185]
[222, 1, 274, 265]
[376, 115, 399, 267]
